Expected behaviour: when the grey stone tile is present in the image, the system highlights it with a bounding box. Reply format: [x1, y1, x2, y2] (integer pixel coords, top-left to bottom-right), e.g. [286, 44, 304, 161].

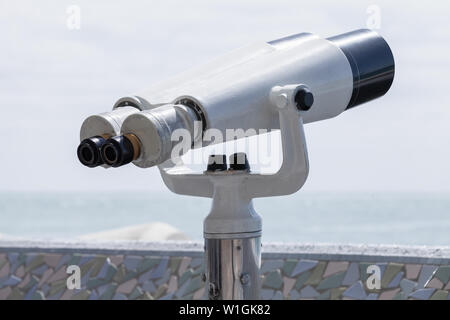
[366, 293, 378, 300]
[430, 290, 449, 300]
[323, 262, 349, 278]
[137, 258, 159, 273]
[8, 253, 19, 265]
[393, 292, 407, 300]
[138, 268, 156, 284]
[160, 292, 174, 300]
[156, 268, 171, 286]
[294, 271, 311, 290]
[317, 271, 345, 290]
[381, 263, 403, 288]
[2, 275, 21, 287]
[400, 278, 416, 296]
[417, 265, 438, 289]
[97, 259, 115, 280]
[190, 258, 203, 268]
[387, 271, 404, 288]
[260, 289, 274, 300]
[24, 284, 38, 300]
[150, 257, 169, 280]
[67, 255, 81, 268]
[282, 259, 298, 277]
[359, 263, 372, 282]
[289, 289, 301, 300]
[317, 290, 330, 300]
[89, 290, 99, 300]
[55, 255, 71, 271]
[260, 260, 284, 274]
[25, 254, 37, 266]
[273, 291, 283, 300]
[10, 254, 26, 274]
[184, 276, 203, 296]
[116, 278, 138, 294]
[291, 260, 318, 277]
[47, 289, 64, 300]
[409, 288, 435, 300]
[112, 292, 127, 300]
[129, 286, 144, 300]
[31, 291, 45, 300]
[375, 262, 388, 279]
[123, 256, 142, 272]
[179, 269, 194, 286]
[342, 262, 360, 286]
[97, 283, 111, 297]
[379, 288, 400, 300]
[41, 283, 50, 296]
[434, 266, 450, 284]
[299, 285, 319, 298]
[263, 270, 283, 289]
[99, 284, 117, 300]
[343, 281, 367, 300]
[141, 281, 156, 293]
[176, 278, 191, 298]
[79, 256, 94, 266]
[80, 267, 93, 288]
[31, 264, 48, 276]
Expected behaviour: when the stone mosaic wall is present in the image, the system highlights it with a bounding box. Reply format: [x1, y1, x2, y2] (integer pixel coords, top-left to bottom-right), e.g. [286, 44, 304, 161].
[0, 241, 449, 300]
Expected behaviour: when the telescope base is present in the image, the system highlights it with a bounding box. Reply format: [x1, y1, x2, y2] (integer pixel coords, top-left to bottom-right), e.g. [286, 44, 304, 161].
[205, 236, 261, 300]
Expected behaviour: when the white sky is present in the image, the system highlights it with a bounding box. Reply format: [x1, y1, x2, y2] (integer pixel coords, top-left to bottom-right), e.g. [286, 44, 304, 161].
[1, 0, 449, 192]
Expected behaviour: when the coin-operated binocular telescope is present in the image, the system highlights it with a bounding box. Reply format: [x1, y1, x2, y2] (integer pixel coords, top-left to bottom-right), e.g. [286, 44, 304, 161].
[77, 29, 394, 300]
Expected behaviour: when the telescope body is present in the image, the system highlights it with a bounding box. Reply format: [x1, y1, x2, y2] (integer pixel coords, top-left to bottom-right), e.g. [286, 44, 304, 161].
[78, 29, 394, 169]
[77, 29, 395, 300]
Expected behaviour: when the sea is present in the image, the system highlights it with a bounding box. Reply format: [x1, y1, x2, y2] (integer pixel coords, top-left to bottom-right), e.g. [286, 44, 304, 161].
[0, 191, 449, 246]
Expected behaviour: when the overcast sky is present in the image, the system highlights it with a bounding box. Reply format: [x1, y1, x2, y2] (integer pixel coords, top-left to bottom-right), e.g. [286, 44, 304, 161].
[1, 0, 449, 193]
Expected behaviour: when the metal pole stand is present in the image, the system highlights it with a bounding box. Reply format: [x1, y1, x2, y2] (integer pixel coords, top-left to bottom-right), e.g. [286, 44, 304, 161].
[158, 84, 310, 300]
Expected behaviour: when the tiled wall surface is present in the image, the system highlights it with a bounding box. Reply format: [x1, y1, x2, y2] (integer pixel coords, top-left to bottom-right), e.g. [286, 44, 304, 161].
[0, 241, 449, 300]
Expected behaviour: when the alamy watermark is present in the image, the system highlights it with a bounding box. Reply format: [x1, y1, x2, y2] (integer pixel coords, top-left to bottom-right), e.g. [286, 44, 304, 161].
[66, 5, 81, 30]
[169, 121, 282, 168]
[366, 265, 381, 290]
[66, 265, 81, 290]
[366, 4, 381, 30]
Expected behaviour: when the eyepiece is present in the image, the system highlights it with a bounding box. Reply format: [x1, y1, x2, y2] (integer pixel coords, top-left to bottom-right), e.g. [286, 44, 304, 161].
[77, 136, 107, 168]
[327, 29, 395, 109]
[100, 134, 141, 167]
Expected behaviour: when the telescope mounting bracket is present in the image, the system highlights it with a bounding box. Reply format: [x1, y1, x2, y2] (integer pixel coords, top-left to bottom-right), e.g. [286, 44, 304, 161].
[157, 84, 310, 299]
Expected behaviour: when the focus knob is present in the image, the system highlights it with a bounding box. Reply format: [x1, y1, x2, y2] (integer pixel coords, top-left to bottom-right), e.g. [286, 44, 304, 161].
[207, 154, 227, 172]
[295, 88, 314, 111]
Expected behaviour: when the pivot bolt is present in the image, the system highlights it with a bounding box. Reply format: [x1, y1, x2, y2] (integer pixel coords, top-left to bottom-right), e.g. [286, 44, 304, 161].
[229, 152, 250, 171]
[206, 154, 227, 172]
[240, 273, 250, 286]
[295, 88, 314, 111]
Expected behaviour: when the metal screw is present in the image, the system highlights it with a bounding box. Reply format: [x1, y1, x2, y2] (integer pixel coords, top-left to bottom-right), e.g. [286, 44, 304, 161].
[209, 283, 220, 299]
[240, 273, 250, 286]
[295, 88, 314, 111]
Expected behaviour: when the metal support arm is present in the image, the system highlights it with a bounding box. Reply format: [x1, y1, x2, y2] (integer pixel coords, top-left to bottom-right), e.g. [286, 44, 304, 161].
[157, 84, 309, 199]
[157, 84, 310, 300]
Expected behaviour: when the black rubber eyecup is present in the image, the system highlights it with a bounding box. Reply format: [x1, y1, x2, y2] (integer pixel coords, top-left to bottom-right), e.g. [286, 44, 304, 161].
[229, 152, 250, 171]
[207, 154, 227, 172]
[77, 136, 107, 168]
[100, 135, 135, 167]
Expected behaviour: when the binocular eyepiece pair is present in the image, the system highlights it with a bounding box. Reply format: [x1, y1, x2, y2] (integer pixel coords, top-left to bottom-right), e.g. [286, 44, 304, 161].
[77, 134, 140, 168]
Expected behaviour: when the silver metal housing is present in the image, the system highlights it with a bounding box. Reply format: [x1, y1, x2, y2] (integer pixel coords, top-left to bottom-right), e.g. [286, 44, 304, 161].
[79, 106, 140, 141]
[120, 104, 200, 168]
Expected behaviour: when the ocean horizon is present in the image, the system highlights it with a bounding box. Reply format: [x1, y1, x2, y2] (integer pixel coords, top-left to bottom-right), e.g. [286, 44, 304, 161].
[1, 191, 449, 246]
